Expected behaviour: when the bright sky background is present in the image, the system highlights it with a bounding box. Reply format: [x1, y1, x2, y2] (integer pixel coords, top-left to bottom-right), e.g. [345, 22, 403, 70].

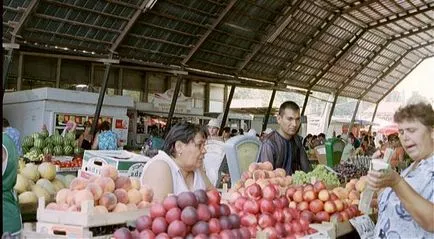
[394, 56, 434, 102]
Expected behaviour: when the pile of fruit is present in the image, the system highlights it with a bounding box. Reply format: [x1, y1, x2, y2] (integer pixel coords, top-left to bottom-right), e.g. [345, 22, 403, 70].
[333, 162, 369, 184]
[331, 176, 374, 208]
[51, 156, 83, 169]
[15, 161, 75, 212]
[285, 181, 361, 224]
[292, 165, 340, 187]
[44, 165, 152, 213]
[114, 189, 249, 239]
[22, 128, 84, 161]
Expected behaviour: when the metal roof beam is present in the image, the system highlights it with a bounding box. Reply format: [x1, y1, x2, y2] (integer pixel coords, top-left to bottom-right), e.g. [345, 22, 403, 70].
[392, 24, 434, 40]
[106, 0, 141, 9]
[359, 41, 432, 99]
[33, 14, 121, 33]
[11, 0, 39, 41]
[368, 3, 434, 29]
[235, 0, 301, 73]
[375, 58, 425, 103]
[110, 0, 156, 54]
[276, 12, 340, 82]
[181, 0, 237, 65]
[307, 28, 367, 89]
[43, 0, 130, 21]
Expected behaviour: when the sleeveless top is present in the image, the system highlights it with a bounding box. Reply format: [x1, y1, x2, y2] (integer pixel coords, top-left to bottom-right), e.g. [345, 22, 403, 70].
[2, 133, 22, 235]
[97, 131, 118, 150]
[141, 150, 206, 195]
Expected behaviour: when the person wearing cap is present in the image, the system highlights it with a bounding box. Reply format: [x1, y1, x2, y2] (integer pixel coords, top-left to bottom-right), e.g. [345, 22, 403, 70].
[258, 101, 312, 175]
[207, 118, 222, 140]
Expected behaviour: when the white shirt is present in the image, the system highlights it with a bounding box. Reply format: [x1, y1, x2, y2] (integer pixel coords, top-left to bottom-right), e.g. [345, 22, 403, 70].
[141, 150, 206, 195]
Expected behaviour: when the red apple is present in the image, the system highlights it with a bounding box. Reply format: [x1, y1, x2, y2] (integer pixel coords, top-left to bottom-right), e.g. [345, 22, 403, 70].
[318, 189, 330, 202]
[324, 201, 337, 214]
[300, 210, 315, 223]
[246, 184, 262, 201]
[313, 181, 326, 193]
[286, 187, 296, 200]
[315, 211, 330, 222]
[297, 201, 309, 211]
[330, 212, 343, 223]
[340, 211, 349, 221]
[309, 199, 324, 213]
[303, 184, 314, 192]
[330, 192, 339, 201]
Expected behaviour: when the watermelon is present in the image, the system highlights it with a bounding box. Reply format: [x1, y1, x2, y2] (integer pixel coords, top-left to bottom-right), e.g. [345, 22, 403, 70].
[23, 147, 30, 154]
[52, 134, 63, 146]
[44, 136, 52, 146]
[63, 139, 73, 147]
[53, 146, 63, 156]
[42, 147, 53, 155]
[64, 145, 74, 156]
[40, 129, 49, 139]
[31, 132, 41, 139]
[34, 138, 45, 149]
[74, 147, 84, 155]
[65, 131, 76, 142]
[22, 136, 34, 148]
[30, 147, 42, 156]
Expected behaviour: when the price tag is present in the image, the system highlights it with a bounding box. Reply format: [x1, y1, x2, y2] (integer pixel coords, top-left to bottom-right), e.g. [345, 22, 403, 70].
[349, 215, 376, 239]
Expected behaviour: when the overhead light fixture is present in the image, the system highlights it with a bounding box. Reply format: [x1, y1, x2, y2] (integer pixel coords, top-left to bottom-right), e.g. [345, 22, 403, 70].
[76, 84, 88, 88]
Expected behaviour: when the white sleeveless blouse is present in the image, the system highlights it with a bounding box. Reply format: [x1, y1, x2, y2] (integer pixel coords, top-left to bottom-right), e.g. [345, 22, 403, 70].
[141, 150, 206, 195]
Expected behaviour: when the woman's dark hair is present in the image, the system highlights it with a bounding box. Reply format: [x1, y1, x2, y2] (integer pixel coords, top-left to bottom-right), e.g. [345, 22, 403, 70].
[99, 121, 111, 131]
[3, 118, 10, 128]
[394, 102, 434, 129]
[162, 122, 208, 157]
[83, 121, 91, 128]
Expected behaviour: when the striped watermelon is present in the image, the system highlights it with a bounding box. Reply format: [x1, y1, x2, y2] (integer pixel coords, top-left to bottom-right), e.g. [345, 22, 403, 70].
[43, 147, 53, 155]
[74, 147, 84, 155]
[40, 129, 49, 139]
[34, 138, 45, 149]
[64, 145, 74, 155]
[31, 132, 41, 139]
[22, 136, 34, 148]
[52, 134, 63, 146]
[63, 139, 73, 147]
[65, 131, 76, 142]
[30, 147, 42, 156]
[23, 147, 30, 154]
[44, 136, 52, 146]
[53, 146, 64, 156]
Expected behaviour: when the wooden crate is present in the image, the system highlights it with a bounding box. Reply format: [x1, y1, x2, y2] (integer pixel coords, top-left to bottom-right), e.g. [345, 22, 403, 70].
[37, 198, 148, 227]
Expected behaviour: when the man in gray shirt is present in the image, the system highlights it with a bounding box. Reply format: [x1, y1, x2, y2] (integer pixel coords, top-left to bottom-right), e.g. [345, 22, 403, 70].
[258, 101, 312, 175]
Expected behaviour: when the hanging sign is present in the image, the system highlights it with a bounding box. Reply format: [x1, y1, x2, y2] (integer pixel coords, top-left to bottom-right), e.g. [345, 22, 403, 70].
[349, 215, 376, 239]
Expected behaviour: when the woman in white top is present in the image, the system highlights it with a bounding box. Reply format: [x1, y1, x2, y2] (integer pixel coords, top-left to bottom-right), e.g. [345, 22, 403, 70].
[141, 122, 214, 202]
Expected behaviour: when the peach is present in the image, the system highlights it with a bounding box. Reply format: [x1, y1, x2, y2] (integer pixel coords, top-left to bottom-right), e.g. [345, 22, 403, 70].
[137, 200, 152, 209]
[69, 178, 89, 190]
[140, 185, 154, 202]
[114, 189, 129, 204]
[128, 189, 143, 205]
[93, 205, 109, 214]
[115, 176, 132, 191]
[99, 192, 118, 211]
[302, 190, 316, 202]
[130, 178, 141, 190]
[46, 202, 58, 210]
[95, 177, 115, 193]
[56, 188, 71, 204]
[318, 189, 330, 202]
[100, 165, 118, 181]
[86, 183, 103, 201]
[57, 203, 69, 211]
[73, 189, 94, 208]
[113, 203, 128, 213]
[66, 190, 77, 205]
[348, 190, 360, 200]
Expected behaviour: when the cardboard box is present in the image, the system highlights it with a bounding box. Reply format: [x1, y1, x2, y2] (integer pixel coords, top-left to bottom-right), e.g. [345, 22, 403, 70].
[81, 150, 150, 178]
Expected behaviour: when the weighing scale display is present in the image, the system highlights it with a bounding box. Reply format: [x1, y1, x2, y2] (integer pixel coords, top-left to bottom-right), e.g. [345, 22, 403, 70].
[236, 142, 260, 174]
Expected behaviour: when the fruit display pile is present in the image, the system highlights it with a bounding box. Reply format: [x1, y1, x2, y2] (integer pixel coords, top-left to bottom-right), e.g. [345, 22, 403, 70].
[51, 156, 83, 169]
[15, 161, 76, 212]
[114, 189, 249, 239]
[44, 165, 153, 213]
[22, 128, 84, 161]
[333, 162, 369, 184]
[292, 165, 340, 187]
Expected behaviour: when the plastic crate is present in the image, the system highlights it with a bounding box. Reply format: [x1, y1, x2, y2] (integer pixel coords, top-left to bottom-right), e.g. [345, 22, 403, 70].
[37, 197, 148, 227]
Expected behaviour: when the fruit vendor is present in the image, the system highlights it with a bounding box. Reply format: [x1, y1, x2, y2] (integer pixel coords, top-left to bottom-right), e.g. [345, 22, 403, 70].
[2, 133, 22, 238]
[140, 122, 214, 202]
[367, 102, 434, 238]
[258, 101, 312, 175]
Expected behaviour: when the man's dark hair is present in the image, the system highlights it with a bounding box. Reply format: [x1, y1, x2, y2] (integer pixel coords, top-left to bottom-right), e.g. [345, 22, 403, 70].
[239, 129, 244, 135]
[99, 121, 111, 131]
[162, 122, 208, 157]
[279, 101, 300, 116]
[3, 118, 10, 128]
[318, 133, 326, 139]
[222, 127, 231, 133]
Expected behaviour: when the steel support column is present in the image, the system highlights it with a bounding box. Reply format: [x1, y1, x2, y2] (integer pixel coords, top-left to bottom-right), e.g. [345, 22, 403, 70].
[91, 62, 112, 136]
[327, 94, 339, 127]
[3, 50, 13, 93]
[17, 52, 23, 91]
[301, 90, 310, 116]
[164, 74, 183, 136]
[348, 100, 361, 135]
[220, 85, 236, 134]
[263, 89, 277, 132]
[55, 58, 61, 88]
[368, 103, 379, 133]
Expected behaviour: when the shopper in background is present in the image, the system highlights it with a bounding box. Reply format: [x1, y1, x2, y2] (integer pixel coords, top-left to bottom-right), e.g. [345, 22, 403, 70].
[368, 102, 434, 238]
[92, 121, 119, 150]
[2, 118, 22, 156]
[349, 132, 361, 149]
[258, 101, 312, 175]
[2, 133, 22, 238]
[317, 133, 326, 145]
[387, 133, 405, 169]
[140, 122, 214, 202]
[303, 134, 313, 151]
[207, 118, 221, 140]
[61, 121, 77, 137]
[77, 121, 93, 150]
[221, 127, 231, 142]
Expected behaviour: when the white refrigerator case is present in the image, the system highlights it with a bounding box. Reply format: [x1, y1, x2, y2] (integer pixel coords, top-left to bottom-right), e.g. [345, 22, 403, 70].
[3, 87, 134, 144]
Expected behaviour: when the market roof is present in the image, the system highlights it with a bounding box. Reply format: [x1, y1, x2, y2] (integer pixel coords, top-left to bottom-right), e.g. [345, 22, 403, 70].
[3, 0, 434, 103]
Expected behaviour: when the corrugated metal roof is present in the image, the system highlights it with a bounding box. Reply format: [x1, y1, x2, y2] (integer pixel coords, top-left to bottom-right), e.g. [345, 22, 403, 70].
[3, 0, 434, 103]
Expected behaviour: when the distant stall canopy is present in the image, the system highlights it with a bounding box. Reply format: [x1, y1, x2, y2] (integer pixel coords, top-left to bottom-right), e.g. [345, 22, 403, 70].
[3, 0, 434, 103]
